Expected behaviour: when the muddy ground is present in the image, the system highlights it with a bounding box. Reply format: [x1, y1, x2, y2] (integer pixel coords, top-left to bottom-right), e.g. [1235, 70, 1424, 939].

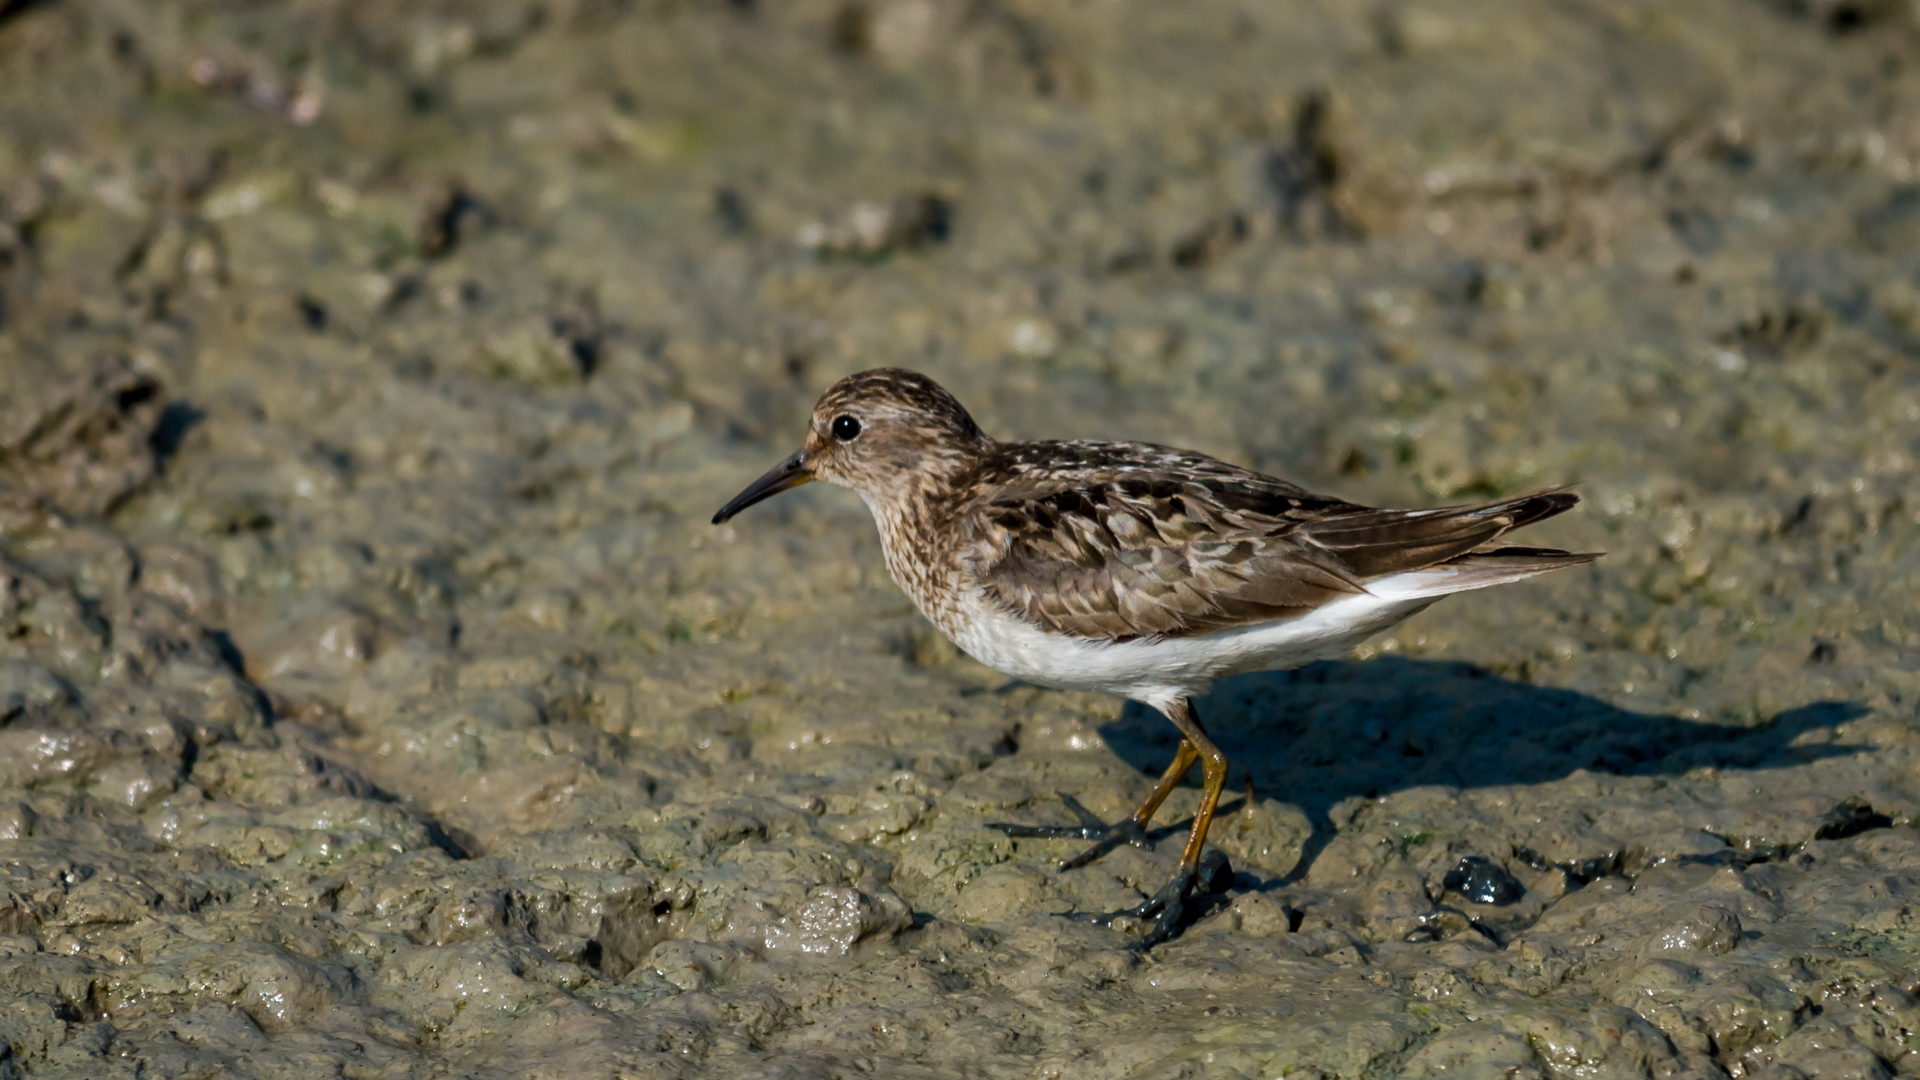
[1, 1, 1918, 1077]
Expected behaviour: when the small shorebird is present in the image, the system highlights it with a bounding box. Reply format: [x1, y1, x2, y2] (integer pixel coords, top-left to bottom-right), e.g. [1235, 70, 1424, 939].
[714, 369, 1598, 946]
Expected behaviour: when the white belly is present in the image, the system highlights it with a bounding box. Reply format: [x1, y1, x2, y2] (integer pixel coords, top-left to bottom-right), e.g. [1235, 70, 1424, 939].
[944, 573, 1466, 710]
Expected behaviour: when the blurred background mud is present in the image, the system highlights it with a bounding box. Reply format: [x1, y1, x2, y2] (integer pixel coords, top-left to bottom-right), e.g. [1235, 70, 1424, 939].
[1, 1, 1918, 1076]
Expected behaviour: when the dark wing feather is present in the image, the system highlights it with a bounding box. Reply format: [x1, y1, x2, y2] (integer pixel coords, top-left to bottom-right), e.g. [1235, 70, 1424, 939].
[960, 442, 1583, 642]
[1295, 491, 1579, 577]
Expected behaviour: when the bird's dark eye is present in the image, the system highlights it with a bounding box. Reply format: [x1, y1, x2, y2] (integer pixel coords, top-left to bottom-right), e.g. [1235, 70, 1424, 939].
[831, 415, 862, 442]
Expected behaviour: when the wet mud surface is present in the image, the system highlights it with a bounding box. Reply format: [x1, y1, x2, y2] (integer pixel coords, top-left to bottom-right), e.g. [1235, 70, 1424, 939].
[2, 1, 1919, 1077]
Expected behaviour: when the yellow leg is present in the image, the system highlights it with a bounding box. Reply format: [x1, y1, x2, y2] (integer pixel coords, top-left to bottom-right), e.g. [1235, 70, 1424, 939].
[1123, 697, 1229, 948]
[1165, 699, 1227, 877]
[1132, 739, 1199, 826]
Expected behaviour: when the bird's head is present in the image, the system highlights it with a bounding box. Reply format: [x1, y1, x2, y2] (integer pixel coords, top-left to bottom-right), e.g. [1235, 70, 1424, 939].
[712, 368, 990, 524]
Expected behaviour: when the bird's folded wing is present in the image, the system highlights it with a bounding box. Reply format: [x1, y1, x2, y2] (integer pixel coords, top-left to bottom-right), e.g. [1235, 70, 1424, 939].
[961, 473, 1580, 642]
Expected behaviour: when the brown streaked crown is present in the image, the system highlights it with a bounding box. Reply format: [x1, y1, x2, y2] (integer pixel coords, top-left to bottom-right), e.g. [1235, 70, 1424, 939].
[812, 369, 984, 443]
[802, 368, 992, 502]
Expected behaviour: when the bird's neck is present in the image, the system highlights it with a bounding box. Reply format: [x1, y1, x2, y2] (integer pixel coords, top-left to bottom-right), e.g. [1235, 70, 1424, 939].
[857, 444, 988, 636]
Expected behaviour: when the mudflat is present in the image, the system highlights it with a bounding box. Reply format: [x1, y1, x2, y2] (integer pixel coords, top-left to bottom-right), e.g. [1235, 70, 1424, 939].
[0, 2, 1916, 1077]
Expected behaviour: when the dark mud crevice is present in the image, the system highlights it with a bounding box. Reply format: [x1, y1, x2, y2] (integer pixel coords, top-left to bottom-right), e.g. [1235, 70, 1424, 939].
[1684, 797, 1899, 868]
[200, 629, 249, 680]
[149, 401, 205, 466]
[1267, 88, 1362, 242]
[1813, 796, 1895, 840]
[0, 0, 51, 30]
[422, 817, 475, 860]
[1513, 843, 1625, 885]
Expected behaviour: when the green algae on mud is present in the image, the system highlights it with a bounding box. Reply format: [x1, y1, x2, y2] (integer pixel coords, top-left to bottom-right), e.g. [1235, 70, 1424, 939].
[2, 1, 1920, 1077]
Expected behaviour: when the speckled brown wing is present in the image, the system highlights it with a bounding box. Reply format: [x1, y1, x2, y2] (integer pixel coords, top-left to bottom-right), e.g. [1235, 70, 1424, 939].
[959, 441, 1582, 642]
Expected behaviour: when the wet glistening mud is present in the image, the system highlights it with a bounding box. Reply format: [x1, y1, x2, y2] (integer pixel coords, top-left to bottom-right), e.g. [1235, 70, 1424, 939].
[1, 2, 1917, 1077]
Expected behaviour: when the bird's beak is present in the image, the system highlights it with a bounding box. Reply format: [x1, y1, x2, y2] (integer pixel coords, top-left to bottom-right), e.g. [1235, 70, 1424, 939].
[712, 451, 812, 524]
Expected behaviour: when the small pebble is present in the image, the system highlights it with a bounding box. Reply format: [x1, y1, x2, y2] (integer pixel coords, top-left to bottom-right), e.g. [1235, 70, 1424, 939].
[1442, 856, 1524, 905]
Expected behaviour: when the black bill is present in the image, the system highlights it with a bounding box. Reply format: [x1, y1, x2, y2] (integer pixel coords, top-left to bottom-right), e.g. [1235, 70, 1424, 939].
[711, 451, 811, 524]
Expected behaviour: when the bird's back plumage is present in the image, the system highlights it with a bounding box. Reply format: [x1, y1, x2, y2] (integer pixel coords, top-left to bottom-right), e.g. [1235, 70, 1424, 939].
[946, 439, 1593, 643]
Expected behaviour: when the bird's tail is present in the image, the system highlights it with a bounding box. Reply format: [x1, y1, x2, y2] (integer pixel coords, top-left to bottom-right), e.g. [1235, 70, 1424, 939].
[1305, 487, 1600, 587]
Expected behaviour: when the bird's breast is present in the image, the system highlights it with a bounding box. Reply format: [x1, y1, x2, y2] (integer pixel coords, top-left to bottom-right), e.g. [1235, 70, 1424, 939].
[865, 499, 970, 640]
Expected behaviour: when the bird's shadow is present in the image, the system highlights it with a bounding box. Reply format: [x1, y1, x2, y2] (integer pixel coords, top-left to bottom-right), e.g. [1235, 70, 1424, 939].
[1095, 656, 1870, 883]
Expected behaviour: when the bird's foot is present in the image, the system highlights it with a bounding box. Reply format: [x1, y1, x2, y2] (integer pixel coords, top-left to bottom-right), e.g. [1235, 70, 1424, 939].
[1075, 849, 1235, 949]
[988, 793, 1155, 870]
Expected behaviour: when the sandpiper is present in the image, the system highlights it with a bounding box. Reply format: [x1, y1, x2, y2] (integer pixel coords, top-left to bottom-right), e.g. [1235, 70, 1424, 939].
[713, 368, 1599, 946]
